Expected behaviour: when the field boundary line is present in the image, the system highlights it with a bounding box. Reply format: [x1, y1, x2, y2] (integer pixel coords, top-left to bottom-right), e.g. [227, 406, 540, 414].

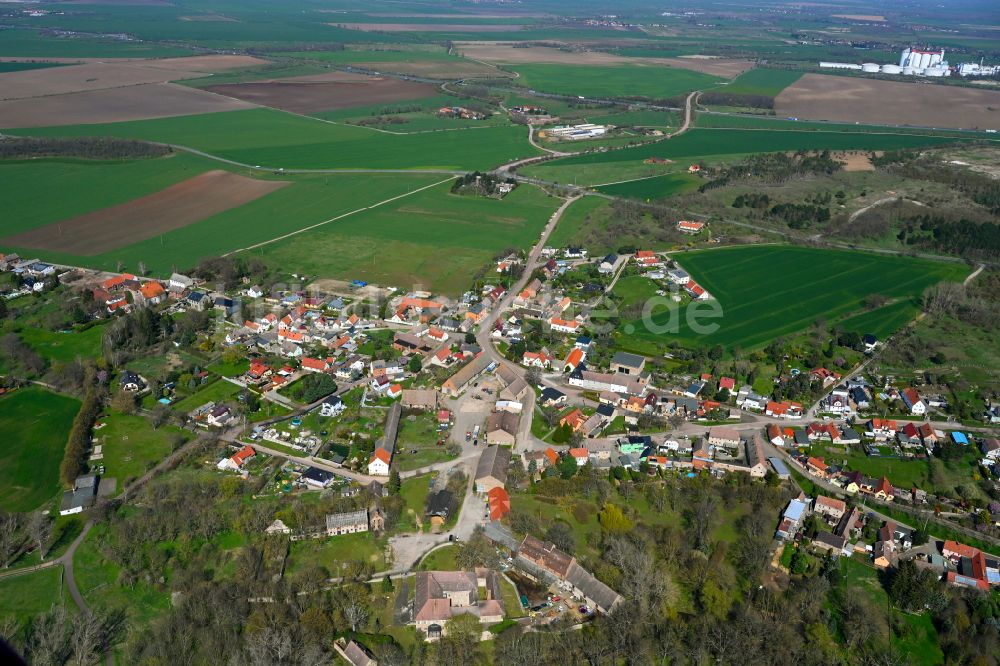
[222, 176, 454, 255]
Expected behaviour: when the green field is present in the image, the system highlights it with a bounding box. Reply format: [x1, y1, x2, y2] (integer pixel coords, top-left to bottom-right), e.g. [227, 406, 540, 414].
[546, 128, 985, 167]
[0, 566, 69, 625]
[717, 68, 803, 96]
[511, 63, 722, 100]
[837, 300, 920, 338]
[546, 196, 609, 249]
[0, 156, 447, 277]
[95, 412, 188, 485]
[695, 112, 998, 139]
[619, 245, 967, 350]
[594, 173, 699, 200]
[314, 94, 509, 131]
[279, 48, 462, 64]
[9, 108, 541, 171]
[0, 61, 67, 73]
[0, 387, 81, 512]
[254, 181, 560, 294]
[19, 325, 106, 365]
[0, 28, 193, 58]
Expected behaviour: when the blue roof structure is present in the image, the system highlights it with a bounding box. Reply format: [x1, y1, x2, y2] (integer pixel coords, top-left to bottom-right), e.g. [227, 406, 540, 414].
[768, 457, 791, 477]
[784, 499, 808, 522]
[952, 431, 970, 445]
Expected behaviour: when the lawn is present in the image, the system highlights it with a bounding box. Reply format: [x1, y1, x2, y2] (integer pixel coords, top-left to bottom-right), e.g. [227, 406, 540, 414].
[510, 64, 722, 100]
[594, 173, 700, 201]
[94, 411, 188, 485]
[169, 378, 241, 414]
[613, 275, 661, 309]
[418, 544, 460, 570]
[11, 107, 542, 171]
[0, 387, 80, 512]
[255, 181, 561, 295]
[619, 245, 967, 350]
[394, 412, 454, 472]
[396, 474, 432, 534]
[719, 68, 804, 97]
[286, 532, 385, 575]
[838, 557, 944, 666]
[19, 325, 106, 365]
[0, 566, 69, 626]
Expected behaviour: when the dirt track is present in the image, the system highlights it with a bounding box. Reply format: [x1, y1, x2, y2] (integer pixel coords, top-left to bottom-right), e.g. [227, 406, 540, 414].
[776, 73, 1000, 130]
[3, 170, 288, 256]
[204, 76, 436, 114]
[0, 82, 255, 127]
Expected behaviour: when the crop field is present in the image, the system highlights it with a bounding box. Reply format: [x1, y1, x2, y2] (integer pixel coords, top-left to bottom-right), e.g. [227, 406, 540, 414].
[0, 28, 193, 58]
[776, 74, 1000, 131]
[594, 173, 699, 200]
[0, 155, 446, 275]
[0, 387, 81, 513]
[10, 107, 542, 170]
[694, 112, 998, 140]
[0, 82, 256, 128]
[281, 48, 506, 79]
[0, 62, 66, 73]
[313, 94, 510, 130]
[545, 128, 985, 168]
[619, 245, 968, 350]
[5, 170, 288, 255]
[546, 196, 609, 249]
[718, 68, 803, 96]
[203, 73, 437, 115]
[457, 44, 751, 77]
[254, 181, 560, 294]
[0, 56, 263, 100]
[510, 64, 722, 100]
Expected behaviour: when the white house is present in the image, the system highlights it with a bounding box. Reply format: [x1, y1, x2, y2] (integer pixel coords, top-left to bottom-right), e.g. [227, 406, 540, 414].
[368, 448, 391, 476]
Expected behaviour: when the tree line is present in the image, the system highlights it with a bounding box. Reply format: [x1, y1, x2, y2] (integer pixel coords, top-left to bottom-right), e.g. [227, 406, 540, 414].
[0, 137, 169, 161]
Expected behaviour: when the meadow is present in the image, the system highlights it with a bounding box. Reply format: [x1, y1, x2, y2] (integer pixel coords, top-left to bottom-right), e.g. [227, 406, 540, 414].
[10, 108, 541, 171]
[695, 112, 998, 139]
[0, 387, 81, 513]
[717, 68, 803, 97]
[619, 245, 967, 350]
[254, 181, 561, 295]
[546, 196, 609, 249]
[510, 64, 722, 100]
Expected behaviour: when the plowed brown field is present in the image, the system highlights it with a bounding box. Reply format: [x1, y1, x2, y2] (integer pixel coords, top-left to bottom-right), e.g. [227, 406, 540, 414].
[3, 170, 288, 255]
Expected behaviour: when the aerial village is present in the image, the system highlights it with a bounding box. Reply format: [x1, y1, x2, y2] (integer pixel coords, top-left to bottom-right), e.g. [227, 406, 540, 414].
[4, 234, 998, 647]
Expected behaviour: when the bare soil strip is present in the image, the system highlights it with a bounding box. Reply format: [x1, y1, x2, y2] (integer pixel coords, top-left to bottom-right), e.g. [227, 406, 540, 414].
[3, 170, 288, 256]
[776, 73, 1000, 130]
[0, 55, 267, 100]
[0, 82, 255, 128]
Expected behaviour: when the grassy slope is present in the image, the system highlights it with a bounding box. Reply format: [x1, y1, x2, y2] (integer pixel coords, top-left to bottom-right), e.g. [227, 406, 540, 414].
[0, 387, 80, 513]
[510, 63, 722, 100]
[624, 245, 967, 349]
[0, 28, 192, 58]
[255, 181, 560, 295]
[10, 108, 542, 171]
